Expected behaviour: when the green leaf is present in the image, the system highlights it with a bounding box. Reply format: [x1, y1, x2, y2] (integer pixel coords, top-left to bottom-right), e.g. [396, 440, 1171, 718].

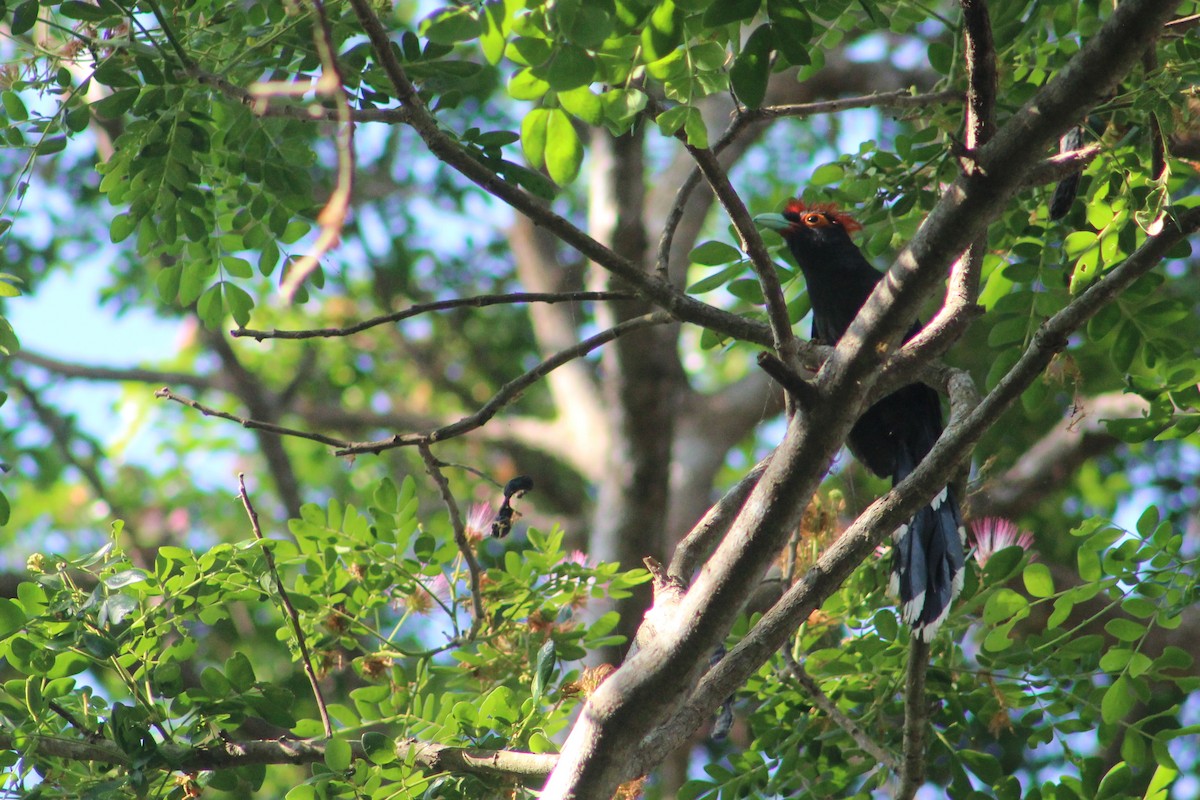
[508, 68, 550, 101]
[224, 282, 254, 328]
[544, 108, 582, 185]
[1096, 761, 1131, 800]
[92, 88, 139, 119]
[927, 41, 952, 75]
[730, 24, 773, 109]
[983, 587, 1027, 624]
[480, 0, 508, 65]
[103, 569, 148, 589]
[285, 784, 318, 800]
[197, 282, 224, 328]
[1022, 562, 1054, 598]
[703, 0, 759, 26]
[0, 598, 25, 640]
[225, 652, 256, 691]
[1046, 594, 1073, 629]
[687, 262, 744, 294]
[767, 0, 811, 66]
[531, 639, 556, 703]
[1099, 647, 1130, 672]
[682, 107, 708, 148]
[1087, 302, 1122, 340]
[689, 240, 742, 266]
[362, 731, 395, 765]
[221, 256, 253, 279]
[199, 666, 232, 698]
[1, 91, 27, 122]
[727, 277, 764, 303]
[541, 44, 594, 91]
[656, 105, 688, 139]
[93, 61, 139, 88]
[110, 212, 136, 243]
[1101, 675, 1134, 724]
[421, 7, 482, 44]
[325, 735, 352, 771]
[10, 0, 38, 35]
[562, 4, 612, 49]
[642, 0, 684, 61]
[982, 621, 1014, 652]
[60, 0, 119, 21]
[600, 88, 647, 130]
[558, 86, 603, 125]
[810, 162, 844, 186]
[529, 730, 557, 753]
[1143, 764, 1179, 800]
[1110, 320, 1141, 373]
[614, 0, 652, 32]
[520, 108, 549, 169]
[1104, 617, 1145, 643]
[960, 749, 1002, 784]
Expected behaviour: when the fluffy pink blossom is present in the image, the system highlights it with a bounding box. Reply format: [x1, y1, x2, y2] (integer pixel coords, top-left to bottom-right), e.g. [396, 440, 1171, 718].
[970, 517, 1035, 567]
[464, 503, 492, 543]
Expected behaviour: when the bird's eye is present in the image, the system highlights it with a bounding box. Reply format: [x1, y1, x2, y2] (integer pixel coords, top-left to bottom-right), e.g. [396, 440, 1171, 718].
[804, 214, 822, 225]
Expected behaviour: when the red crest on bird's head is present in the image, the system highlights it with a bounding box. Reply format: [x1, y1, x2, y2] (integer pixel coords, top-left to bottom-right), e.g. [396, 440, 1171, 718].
[782, 198, 863, 234]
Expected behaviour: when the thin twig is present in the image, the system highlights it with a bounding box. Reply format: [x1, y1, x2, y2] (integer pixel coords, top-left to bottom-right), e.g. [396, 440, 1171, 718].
[418, 444, 485, 639]
[334, 312, 673, 456]
[643, 95, 793, 353]
[276, 0, 355, 302]
[48, 700, 100, 741]
[429, 457, 504, 489]
[154, 387, 351, 448]
[741, 89, 963, 126]
[779, 647, 900, 773]
[237, 474, 333, 739]
[188, 66, 410, 123]
[232, 291, 637, 340]
[755, 352, 819, 407]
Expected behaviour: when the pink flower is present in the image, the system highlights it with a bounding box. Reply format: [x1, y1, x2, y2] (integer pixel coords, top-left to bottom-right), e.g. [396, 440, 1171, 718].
[464, 503, 492, 543]
[970, 517, 1035, 567]
[565, 550, 590, 567]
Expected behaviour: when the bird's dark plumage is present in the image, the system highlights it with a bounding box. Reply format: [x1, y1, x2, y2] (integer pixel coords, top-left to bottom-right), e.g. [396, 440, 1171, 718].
[755, 199, 966, 640]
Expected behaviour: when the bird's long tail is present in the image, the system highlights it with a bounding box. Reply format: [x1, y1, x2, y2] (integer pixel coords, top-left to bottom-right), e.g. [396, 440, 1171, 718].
[888, 479, 967, 642]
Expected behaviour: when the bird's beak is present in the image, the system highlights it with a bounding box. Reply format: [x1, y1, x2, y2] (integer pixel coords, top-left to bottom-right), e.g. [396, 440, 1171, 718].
[753, 212, 790, 234]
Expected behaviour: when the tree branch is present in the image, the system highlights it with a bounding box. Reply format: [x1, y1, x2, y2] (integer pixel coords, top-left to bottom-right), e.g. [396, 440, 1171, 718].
[154, 387, 350, 448]
[644, 95, 793, 353]
[273, 0, 355, 303]
[418, 444, 485, 638]
[334, 312, 674, 456]
[13, 349, 216, 390]
[232, 292, 637, 341]
[779, 644, 900, 773]
[237, 474, 333, 739]
[0, 731, 557, 779]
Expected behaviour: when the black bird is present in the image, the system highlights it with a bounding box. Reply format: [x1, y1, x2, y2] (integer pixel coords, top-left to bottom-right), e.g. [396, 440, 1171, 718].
[755, 199, 965, 640]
